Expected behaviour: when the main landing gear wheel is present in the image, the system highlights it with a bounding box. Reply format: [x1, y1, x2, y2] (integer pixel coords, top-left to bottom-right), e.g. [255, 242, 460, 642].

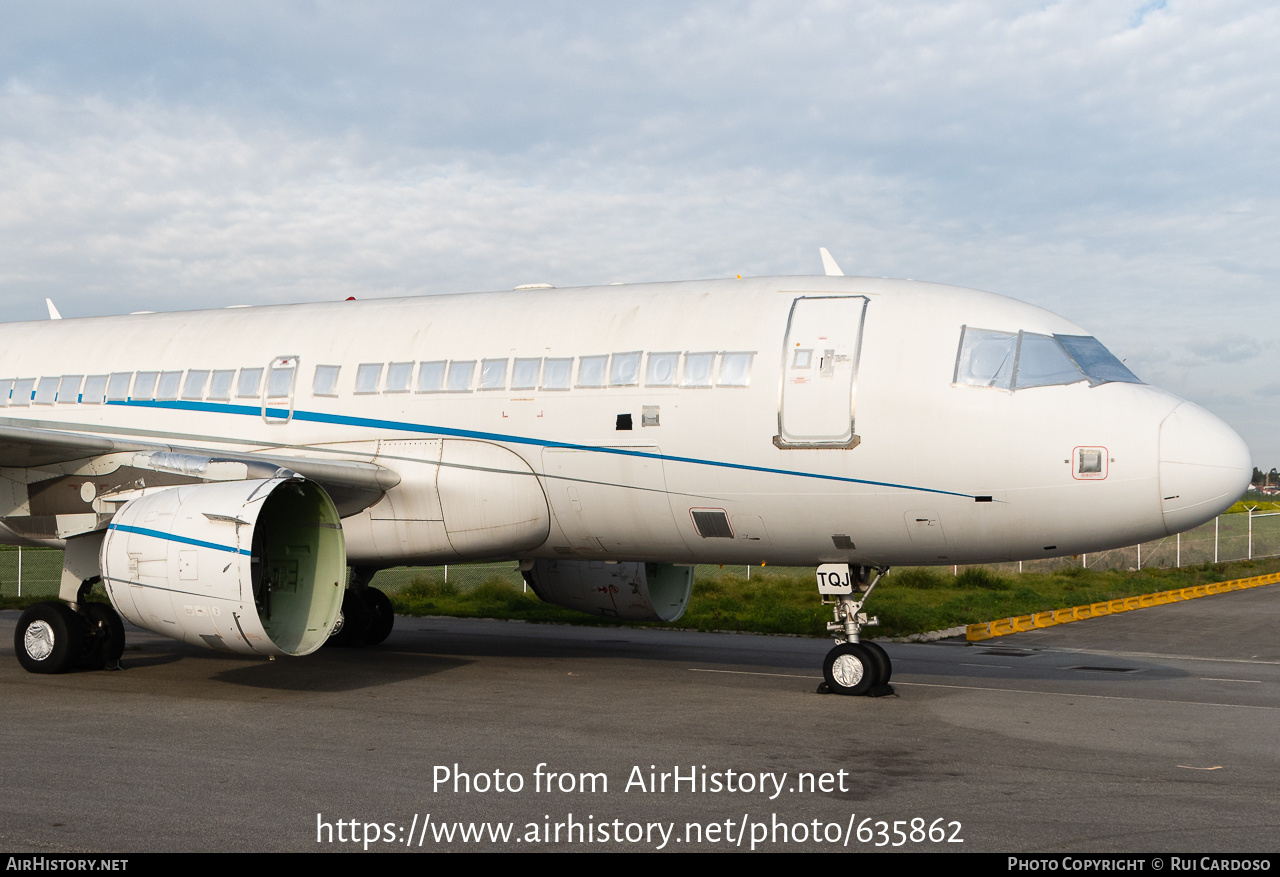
[325, 569, 394, 647]
[326, 589, 371, 647]
[362, 587, 394, 646]
[15, 602, 85, 674]
[823, 643, 876, 696]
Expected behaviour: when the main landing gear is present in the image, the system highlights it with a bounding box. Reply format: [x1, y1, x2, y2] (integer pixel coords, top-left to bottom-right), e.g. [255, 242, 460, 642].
[816, 564, 893, 696]
[14, 578, 125, 674]
[326, 567, 395, 647]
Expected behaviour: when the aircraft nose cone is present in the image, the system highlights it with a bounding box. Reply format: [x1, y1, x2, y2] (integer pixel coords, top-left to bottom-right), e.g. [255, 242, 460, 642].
[1159, 402, 1252, 535]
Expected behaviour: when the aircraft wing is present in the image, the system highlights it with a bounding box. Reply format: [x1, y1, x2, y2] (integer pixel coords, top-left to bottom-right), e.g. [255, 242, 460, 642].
[0, 422, 121, 467]
[0, 420, 399, 516]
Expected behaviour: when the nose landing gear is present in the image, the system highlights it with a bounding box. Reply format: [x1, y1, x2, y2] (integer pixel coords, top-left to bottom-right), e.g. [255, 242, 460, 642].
[817, 564, 894, 696]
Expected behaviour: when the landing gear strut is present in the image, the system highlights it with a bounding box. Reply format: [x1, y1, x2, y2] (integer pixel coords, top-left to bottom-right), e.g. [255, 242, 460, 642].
[817, 564, 893, 696]
[326, 567, 394, 647]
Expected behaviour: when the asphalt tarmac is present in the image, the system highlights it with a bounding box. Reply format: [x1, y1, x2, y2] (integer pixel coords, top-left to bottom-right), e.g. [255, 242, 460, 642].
[1, 582, 1277, 853]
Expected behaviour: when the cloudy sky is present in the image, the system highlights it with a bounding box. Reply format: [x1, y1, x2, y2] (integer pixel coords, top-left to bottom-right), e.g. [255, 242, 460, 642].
[1, 1, 1277, 466]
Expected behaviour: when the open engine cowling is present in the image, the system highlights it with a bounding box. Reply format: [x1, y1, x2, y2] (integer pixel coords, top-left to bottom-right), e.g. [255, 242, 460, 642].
[100, 477, 346, 656]
[522, 559, 693, 622]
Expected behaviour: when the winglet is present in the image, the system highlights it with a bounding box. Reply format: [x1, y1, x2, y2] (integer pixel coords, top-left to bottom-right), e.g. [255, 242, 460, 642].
[45, 299, 62, 320]
[819, 247, 844, 277]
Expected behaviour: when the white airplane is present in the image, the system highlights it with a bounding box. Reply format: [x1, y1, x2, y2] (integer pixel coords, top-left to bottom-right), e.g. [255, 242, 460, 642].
[3, 252, 1252, 695]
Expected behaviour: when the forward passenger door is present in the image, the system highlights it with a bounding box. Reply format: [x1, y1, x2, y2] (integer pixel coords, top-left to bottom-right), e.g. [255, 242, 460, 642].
[774, 296, 867, 449]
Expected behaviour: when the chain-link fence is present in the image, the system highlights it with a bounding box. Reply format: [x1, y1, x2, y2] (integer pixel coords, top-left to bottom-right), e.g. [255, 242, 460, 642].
[971, 510, 1280, 576]
[3, 510, 1278, 598]
[372, 561, 829, 593]
[0, 547, 65, 597]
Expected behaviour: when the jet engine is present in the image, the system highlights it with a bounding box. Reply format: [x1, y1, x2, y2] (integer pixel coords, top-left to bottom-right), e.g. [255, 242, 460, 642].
[522, 559, 693, 622]
[99, 476, 346, 656]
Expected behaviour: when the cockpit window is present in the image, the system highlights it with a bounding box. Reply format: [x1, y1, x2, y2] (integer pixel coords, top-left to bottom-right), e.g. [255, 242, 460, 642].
[1014, 333, 1084, 389]
[1056, 335, 1141, 385]
[954, 327, 1141, 391]
[953, 328, 1016, 389]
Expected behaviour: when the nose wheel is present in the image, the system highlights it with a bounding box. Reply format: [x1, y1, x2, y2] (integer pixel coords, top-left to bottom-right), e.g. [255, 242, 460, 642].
[817, 564, 894, 696]
[823, 643, 878, 695]
[861, 640, 891, 685]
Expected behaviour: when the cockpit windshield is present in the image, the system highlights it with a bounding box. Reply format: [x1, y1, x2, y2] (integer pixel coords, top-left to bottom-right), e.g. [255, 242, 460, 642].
[953, 327, 1141, 390]
[1055, 335, 1142, 385]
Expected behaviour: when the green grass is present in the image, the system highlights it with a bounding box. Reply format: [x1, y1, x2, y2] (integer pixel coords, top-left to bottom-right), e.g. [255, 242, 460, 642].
[383, 556, 1280, 638]
[866, 560, 1279, 636]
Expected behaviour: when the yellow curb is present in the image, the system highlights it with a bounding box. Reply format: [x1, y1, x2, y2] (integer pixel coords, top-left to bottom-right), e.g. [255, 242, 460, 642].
[966, 571, 1280, 641]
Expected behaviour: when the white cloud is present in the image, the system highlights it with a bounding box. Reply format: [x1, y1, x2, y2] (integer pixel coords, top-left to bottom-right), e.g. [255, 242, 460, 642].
[0, 1, 1277, 462]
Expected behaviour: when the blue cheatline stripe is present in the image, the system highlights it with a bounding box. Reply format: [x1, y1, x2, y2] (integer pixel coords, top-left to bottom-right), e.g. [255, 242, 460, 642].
[107, 522, 250, 555]
[105, 398, 972, 499]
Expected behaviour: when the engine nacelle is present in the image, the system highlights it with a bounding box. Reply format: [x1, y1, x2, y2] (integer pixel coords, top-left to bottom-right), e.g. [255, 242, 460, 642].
[100, 477, 346, 656]
[522, 559, 693, 622]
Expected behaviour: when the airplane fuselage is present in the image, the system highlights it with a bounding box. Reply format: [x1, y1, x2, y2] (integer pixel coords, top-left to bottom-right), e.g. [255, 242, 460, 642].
[0, 275, 1250, 572]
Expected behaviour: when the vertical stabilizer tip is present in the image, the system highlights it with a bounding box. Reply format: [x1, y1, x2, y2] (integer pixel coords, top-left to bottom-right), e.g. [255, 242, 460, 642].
[45, 299, 62, 320]
[819, 248, 844, 277]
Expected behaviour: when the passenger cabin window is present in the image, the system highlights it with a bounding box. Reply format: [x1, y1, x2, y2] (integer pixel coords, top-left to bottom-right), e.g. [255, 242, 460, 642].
[386, 362, 413, 393]
[718, 353, 753, 387]
[646, 352, 678, 387]
[610, 352, 641, 387]
[34, 377, 58, 405]
[313, 365, 340, 397]
[106, 373, 131, 402]
[577, 355, 607, 388]
[133, 371, 159, 400]
[682, 352, 715, 388]
[511, 358, 541, 390]
[57, 375, 83, 403]
[355, 363, 383, 394]
[417, 361, 446, 392]
[82, 375, 107, 404]
[479, 359, 508, 390]
[182, 370, 209, 401]
[542, 358, 572, 390]
[52, 345, 760, 413]
[208, 370, 235, 401]
[156, 371, 182, 401]
[11, 378, 34, 406]
[446, 361, 475, 392]
[237, 368, 262, 398]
